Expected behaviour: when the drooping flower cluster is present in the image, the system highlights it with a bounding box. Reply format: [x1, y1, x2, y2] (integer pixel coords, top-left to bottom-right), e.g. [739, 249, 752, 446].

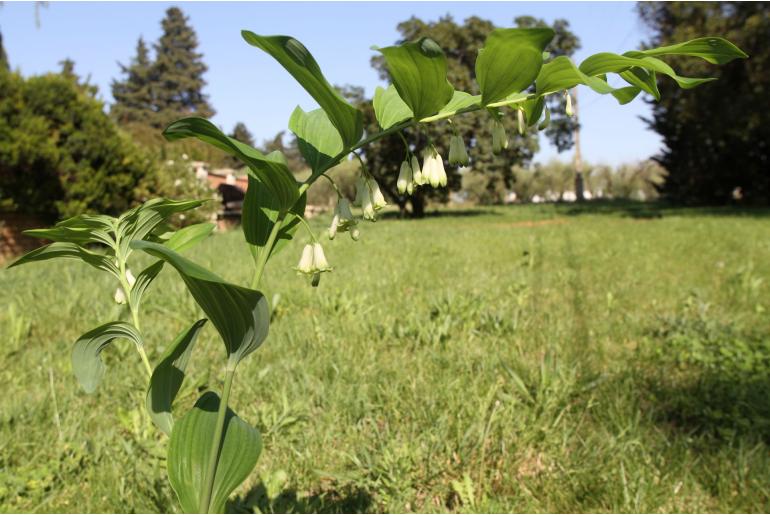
[420, 148, 447, 188]
[448, 134, 469, 166]
[295, 242, 332, 287]
[491, 119, 508, 153]
[328, 197, 358, 240]
[354, 175, 387, 221]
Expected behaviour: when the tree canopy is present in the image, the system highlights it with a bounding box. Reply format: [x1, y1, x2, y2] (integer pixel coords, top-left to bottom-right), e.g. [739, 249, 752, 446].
[638, 1, 769, 204]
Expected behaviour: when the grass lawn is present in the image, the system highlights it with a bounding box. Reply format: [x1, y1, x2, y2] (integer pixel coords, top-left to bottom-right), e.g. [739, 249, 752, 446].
[2, 201, 770, 513]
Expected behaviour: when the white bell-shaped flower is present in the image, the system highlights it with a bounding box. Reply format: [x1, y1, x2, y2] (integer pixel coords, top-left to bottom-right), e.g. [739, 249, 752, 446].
[565, 91, 574, 117]
[448, 135, 469, 166]
[295, 244, 315, 274]
[329, 197, 356, 239]
[369, 178, 387, 211]
[355, 175, 375, 220]
[411, 155, 425, 186]
[114, 287, 127, 304]
[312, 243, 331, 272]
[397, 160, 413, 194]
[517, 108, 526, 135]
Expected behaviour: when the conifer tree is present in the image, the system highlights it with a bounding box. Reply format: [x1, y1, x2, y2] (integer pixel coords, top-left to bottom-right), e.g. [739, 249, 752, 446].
[111, 37, 154, 126]
[0, 31, 9, 72]
[223, 122, 255, 169]
[151, 7, 214, 129]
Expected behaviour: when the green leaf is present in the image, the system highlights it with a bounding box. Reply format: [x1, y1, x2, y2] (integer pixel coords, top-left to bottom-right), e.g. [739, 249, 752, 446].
[618, 67, 660, 100]
[243, 175, 307, 264]
[628, 36, 748, 65]
[164, 118, 299, 211]
[432, 90, 481, 118]
[168, 392, 262, 513]
[521, 97, 545, 127]
[146, 319, 207, 435]
[241, 31, 363, 148]
[165, 222, 216, 253]
[377, 37, 454, 119]
[131, 241, 270, 365]
[610, 86, 643, 105]
[129, 260, 165, 308]
[476, 28, 554, 105]
[72, 322, 143, 393]
[24, 213, 115, 248]
[579, 52, 715, 91]
[8, 242, 118, 275]
[117, 198, 207, 258]
[373, 85, 413, 129]
[536, 56, 617, 96]
[288, 106, 343, 178]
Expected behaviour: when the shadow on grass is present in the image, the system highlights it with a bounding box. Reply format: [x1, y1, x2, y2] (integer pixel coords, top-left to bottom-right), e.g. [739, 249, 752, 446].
[555, 199, 770, 220]
[378, 208, 500, 220]
[228, 481, 373, 514]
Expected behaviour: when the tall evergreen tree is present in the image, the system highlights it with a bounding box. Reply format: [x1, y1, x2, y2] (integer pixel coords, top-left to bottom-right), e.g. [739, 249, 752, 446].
[111, 37, 154, 126]
[638, 2, 769, 204]
[0, 31, 9, 72]
[151, 7, 214, 129]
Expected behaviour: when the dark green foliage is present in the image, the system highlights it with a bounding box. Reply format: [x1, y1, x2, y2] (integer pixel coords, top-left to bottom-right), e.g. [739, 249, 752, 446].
[151, 7, 214, 129]
[0, 31, 9, 72]
[637, 2, 770, 204]
[111, 38, 154, 127]
[0, 69, 153, 220]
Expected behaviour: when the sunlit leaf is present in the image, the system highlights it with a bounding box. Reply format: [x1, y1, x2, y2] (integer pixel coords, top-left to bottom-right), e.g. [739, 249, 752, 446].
[288, 106, 343, 178]
[628, 36, 748, 65]
[536, 56, 617, 95]
[131, 241, 270, 365]
[72, 322, 143, 393]
[9, 242, 118, 275]
[164, 222, 216, 253]
[476, 28, 554, 105]
[580, 52, 716, 90]
[168, 392, 262, 513]
[146, 319, 207, 435]
[377, 37, 454, 119]
[241, 31, 363, 147]
[163, 118, 299, 210]
[373, 85, 413, 129]
[431, 90, 481, 118]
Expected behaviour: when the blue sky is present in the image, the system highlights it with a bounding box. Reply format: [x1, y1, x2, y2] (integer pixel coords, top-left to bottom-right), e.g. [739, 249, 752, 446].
[1, 1, 662, 166]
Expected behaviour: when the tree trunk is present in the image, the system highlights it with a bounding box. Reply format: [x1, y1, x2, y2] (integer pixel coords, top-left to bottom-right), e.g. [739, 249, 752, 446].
[410, 193, 425, 218]
[572, 87, 585, 202]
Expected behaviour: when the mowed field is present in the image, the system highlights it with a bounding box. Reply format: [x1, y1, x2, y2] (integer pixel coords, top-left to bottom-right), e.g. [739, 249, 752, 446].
[2, 201, 770, 513]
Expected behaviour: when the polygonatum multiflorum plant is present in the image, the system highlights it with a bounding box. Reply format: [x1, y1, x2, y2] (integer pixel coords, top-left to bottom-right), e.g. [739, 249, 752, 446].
[10, 27, 746, 513]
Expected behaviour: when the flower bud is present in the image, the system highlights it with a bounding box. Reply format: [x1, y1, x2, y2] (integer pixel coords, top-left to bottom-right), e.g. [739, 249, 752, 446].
[355, 176, 375, 220]
[434, 151, 447, 187]
[114, 287, 127, 304]
[295, 244, 314, 274]
[491, 119, 508, 154]
[328, 213, 340, 240]
[448, 135, 469, 166]
[565, 91, 573, 117]
[125, 268, 136, 287]
[517, 108, 526, 135]
[397, 160, 412, 194]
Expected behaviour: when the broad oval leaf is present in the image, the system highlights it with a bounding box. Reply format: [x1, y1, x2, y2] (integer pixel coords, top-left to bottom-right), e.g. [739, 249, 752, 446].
[373, 85, 413, 130]
[628, 36, 748, 65]
[243, 175, 307, 265]
[536, 56, 618, 96]
[130, 241, 270, 365]
[427, 90, 481, 120]
[72, 322, 143, 393]
[377, 37, 454, 120]
[146, 319, 207, 435]
[241, 31, 363, 148]
[117, 198, 208, 258]
[476, 28, 554, 105]
[164, 222, 216, 253]
[288, 106, 343, 178]
[168, 392, 262, 513]
[163, 118, 299, 211]
[9, 242, 118, 276]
